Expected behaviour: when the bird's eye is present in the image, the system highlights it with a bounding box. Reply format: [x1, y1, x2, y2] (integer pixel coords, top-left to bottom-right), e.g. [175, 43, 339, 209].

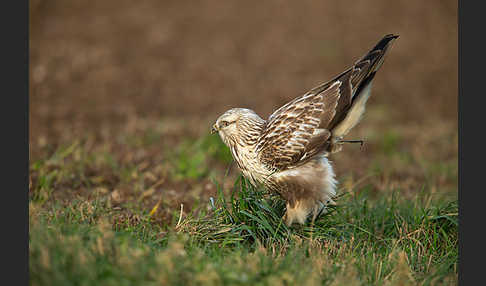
[220, 121, 230, 127]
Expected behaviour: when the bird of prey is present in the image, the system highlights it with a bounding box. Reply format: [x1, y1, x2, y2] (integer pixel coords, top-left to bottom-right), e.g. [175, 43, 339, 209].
[211, 34, 398, 226]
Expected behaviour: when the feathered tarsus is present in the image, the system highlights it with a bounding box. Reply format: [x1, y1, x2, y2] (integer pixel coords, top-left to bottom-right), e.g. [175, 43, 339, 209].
[212, 34, 398, 226]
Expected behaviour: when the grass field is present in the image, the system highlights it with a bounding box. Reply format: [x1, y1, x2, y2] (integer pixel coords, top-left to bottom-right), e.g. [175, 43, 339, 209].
[30, 1, 457, 285]
[29, 129, 457, 285]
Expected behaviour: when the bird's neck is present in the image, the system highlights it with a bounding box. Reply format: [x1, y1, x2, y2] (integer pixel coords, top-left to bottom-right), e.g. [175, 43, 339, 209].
[234, 117, 265, 146]
[226, 117, 270, 185]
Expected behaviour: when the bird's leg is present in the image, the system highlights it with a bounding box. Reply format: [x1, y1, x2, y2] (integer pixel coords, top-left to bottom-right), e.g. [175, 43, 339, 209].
[338, 139, 365, 150]
[338, 139, 364, 146]
[328, 137, 365, 153]
[310, 201, 325, 224]
[310, 198, 336, 223]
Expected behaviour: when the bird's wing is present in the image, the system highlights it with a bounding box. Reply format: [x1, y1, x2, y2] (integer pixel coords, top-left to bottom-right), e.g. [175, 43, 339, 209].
[326, 34, 399, 138]
[257, 34, 399, 168]
[289, 34, 398, 155]
[256, 81, 342, 171]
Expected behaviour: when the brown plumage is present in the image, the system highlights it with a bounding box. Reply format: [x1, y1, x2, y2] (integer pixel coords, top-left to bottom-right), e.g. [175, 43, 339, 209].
[212, 34, 398, 226]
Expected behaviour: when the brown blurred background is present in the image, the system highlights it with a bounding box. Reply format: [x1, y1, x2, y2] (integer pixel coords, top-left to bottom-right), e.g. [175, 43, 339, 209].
[30, 0, 457, 201]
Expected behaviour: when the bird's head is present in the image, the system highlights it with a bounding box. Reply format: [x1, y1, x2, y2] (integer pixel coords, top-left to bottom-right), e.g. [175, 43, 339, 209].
[211, 108, 264, 146]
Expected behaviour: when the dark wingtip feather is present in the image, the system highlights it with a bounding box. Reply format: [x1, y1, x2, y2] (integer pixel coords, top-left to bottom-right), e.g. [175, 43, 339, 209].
[385, 34, 400, 39]
[368, 34, 399, 54]
[326, 34, 398, 133]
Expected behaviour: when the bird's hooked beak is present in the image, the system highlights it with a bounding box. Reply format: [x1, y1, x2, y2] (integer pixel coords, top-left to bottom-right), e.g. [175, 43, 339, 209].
[211, 124, 218, 134]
